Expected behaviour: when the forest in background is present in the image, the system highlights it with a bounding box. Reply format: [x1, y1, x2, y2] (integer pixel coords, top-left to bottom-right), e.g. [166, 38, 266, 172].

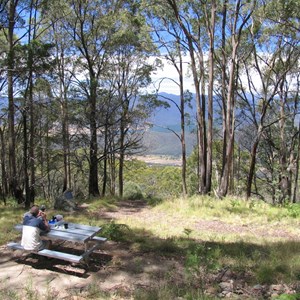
[0, 0, 299, 207]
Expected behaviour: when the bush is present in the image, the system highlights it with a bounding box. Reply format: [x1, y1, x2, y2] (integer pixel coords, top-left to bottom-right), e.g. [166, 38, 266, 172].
[123, 181, 144, 200]
[285, 203, 300, 218]
[101, 220, 130, 241]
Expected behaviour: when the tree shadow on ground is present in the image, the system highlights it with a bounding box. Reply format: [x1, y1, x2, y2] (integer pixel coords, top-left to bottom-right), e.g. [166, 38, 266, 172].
[11, 243, 112, 278]
[2, 199, 300, 299]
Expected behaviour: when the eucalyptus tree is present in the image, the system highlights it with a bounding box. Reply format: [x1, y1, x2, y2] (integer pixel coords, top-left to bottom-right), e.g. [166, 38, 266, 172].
[5, 0, 17, 199]
[2, 0, 24, 201]
[150, 12, 192, 197]
[0, 112, 8, 203]
[105, 5, 159, 197]
[215, 0, 256, 198]
[237, 0, 300, 201]
[43, 0, 75, 193]
[62, 0, 118, 196]
[152, 0, 217, 195]
[21, 0, 53, 207]
[0, 28, 8, 201]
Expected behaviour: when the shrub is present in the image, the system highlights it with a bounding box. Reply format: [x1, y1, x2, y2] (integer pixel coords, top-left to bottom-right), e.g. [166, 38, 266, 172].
[123, 181, 144, 200]
[185, 243, 221, 294]
[101, 220, 130, 241]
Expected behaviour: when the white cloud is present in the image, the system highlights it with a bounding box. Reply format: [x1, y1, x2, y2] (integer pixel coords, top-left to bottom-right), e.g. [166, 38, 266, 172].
[149, 56, 195, 95]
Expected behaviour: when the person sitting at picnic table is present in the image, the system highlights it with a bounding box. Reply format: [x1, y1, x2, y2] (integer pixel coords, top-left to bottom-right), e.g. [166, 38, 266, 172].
[37, 204, 48, 221]
[21, 205, 51, 251]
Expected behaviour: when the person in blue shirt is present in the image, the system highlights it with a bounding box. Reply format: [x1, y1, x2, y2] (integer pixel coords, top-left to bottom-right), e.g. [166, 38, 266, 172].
[21, 205, 51, 251]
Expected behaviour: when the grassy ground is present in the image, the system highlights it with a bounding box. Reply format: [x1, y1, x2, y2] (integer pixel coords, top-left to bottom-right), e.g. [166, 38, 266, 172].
[1, 196, 300, 299]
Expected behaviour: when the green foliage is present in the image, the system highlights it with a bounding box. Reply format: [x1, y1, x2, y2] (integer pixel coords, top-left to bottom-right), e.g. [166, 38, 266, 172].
[251, 241, 300, 285]
[145, 195, 163, 206]
[185, 244, 221, 276]
[283, 203, 300, 218]
[0, 288, 19, 300]
[185, 243, 221, 296]
[101, 220, 130, 242]
[274, 294, 300, 300]
[255, 264, 277, 284]
[2, 195, 300, 299]
[123, 160, 182, 198]
[123, 181, 144, 200]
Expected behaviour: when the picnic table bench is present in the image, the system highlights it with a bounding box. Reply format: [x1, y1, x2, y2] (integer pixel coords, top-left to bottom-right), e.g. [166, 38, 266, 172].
[8, 223, 107, 264]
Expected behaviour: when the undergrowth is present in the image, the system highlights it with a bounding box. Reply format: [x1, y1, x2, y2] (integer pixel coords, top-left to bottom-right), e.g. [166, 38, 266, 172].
[1, 196, 300, 299]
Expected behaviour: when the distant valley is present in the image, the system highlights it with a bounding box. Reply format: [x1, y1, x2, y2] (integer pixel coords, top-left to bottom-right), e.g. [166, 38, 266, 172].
[142, 92, 197, 157]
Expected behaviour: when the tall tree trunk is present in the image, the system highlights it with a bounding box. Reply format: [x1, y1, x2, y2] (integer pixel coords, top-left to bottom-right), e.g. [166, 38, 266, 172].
[220, 0, 228, 184]
[279, 80, 290, 202]
[118, 146, 124, 198]
[205, 0, 216, 194]
[110, 152, 116, 196]
[26, 0, 36, 207]
[102, 123, 109, 196]
[218, 41, 238, 197]
[246, 137, 260, 199]
[218, 0, 254, 197]
[7, 0, 20, 202]
[23, 108, 30, 209]
[176, 39, 187, 197]
[0, 126, 8, 202]
[118, 110, 127, 198]
[293, 121, 300, 203]
[88, 77, 100, 196]
[60, 52, 70, 193]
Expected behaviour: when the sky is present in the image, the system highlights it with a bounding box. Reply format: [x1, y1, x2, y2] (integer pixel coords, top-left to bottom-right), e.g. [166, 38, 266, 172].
[149, 56, 195, 95]
[150, 55, 266, 96]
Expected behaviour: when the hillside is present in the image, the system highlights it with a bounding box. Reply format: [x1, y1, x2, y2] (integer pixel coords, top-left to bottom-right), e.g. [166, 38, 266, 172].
[142, 129, 196, 157]
[142, 92, 197, 157]
[150, 92, 197, 126]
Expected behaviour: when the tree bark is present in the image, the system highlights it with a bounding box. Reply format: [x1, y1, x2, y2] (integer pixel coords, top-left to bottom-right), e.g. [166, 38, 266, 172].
[88, 76, 100, 196]
[7, 0, 20, 202]
[205, 0, 216, 194]
[0, 126, 8, 203]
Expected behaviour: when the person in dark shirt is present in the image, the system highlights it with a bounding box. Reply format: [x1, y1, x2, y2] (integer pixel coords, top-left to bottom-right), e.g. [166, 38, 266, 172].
[21, 205, 51, 251]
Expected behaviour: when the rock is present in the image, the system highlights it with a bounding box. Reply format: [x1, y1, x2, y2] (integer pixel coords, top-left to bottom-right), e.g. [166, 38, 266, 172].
[252, 284, 265, 296]
[271, 292, 279, 298]
[205, 286, 218, 295]
[54, 190, 76, 211]
[219, 281, 234, 292]
[270, 284, 284, 292]
[253, 284, 263, 291]
[225, 292, 233, 298]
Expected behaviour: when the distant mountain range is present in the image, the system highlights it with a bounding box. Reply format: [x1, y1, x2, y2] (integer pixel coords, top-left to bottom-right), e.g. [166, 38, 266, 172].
[143, 92, 198, 157]
[0, 94, 198, 157]
[142, 129, 197, 157]
[150, 92, 197, 127]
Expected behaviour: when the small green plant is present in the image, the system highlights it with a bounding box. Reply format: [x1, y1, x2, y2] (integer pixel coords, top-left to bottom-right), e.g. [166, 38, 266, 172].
[255, 264, 275, 284]
[184, 228, 192, 238]
[123, 181, 144, 200]
[0, 288, 19, 300]
[274, 293, 300, 300]
[24, 280, 39, 300]
[101, 220, 130, 241]
[131, 257, 144, 273]
[84, 282, 110, 299]
[185, 244, 221, 295]
[146, 195, 163, 206]
[285, 203, 300, 218]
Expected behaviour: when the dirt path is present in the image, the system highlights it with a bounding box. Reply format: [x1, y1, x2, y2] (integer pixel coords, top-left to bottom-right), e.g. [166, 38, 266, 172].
[0, 201, 181, 299]
[1, 200, 299, 299]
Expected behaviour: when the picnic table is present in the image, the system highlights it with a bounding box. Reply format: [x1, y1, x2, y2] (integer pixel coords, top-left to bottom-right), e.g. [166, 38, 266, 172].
[7, 222, 107, 264]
